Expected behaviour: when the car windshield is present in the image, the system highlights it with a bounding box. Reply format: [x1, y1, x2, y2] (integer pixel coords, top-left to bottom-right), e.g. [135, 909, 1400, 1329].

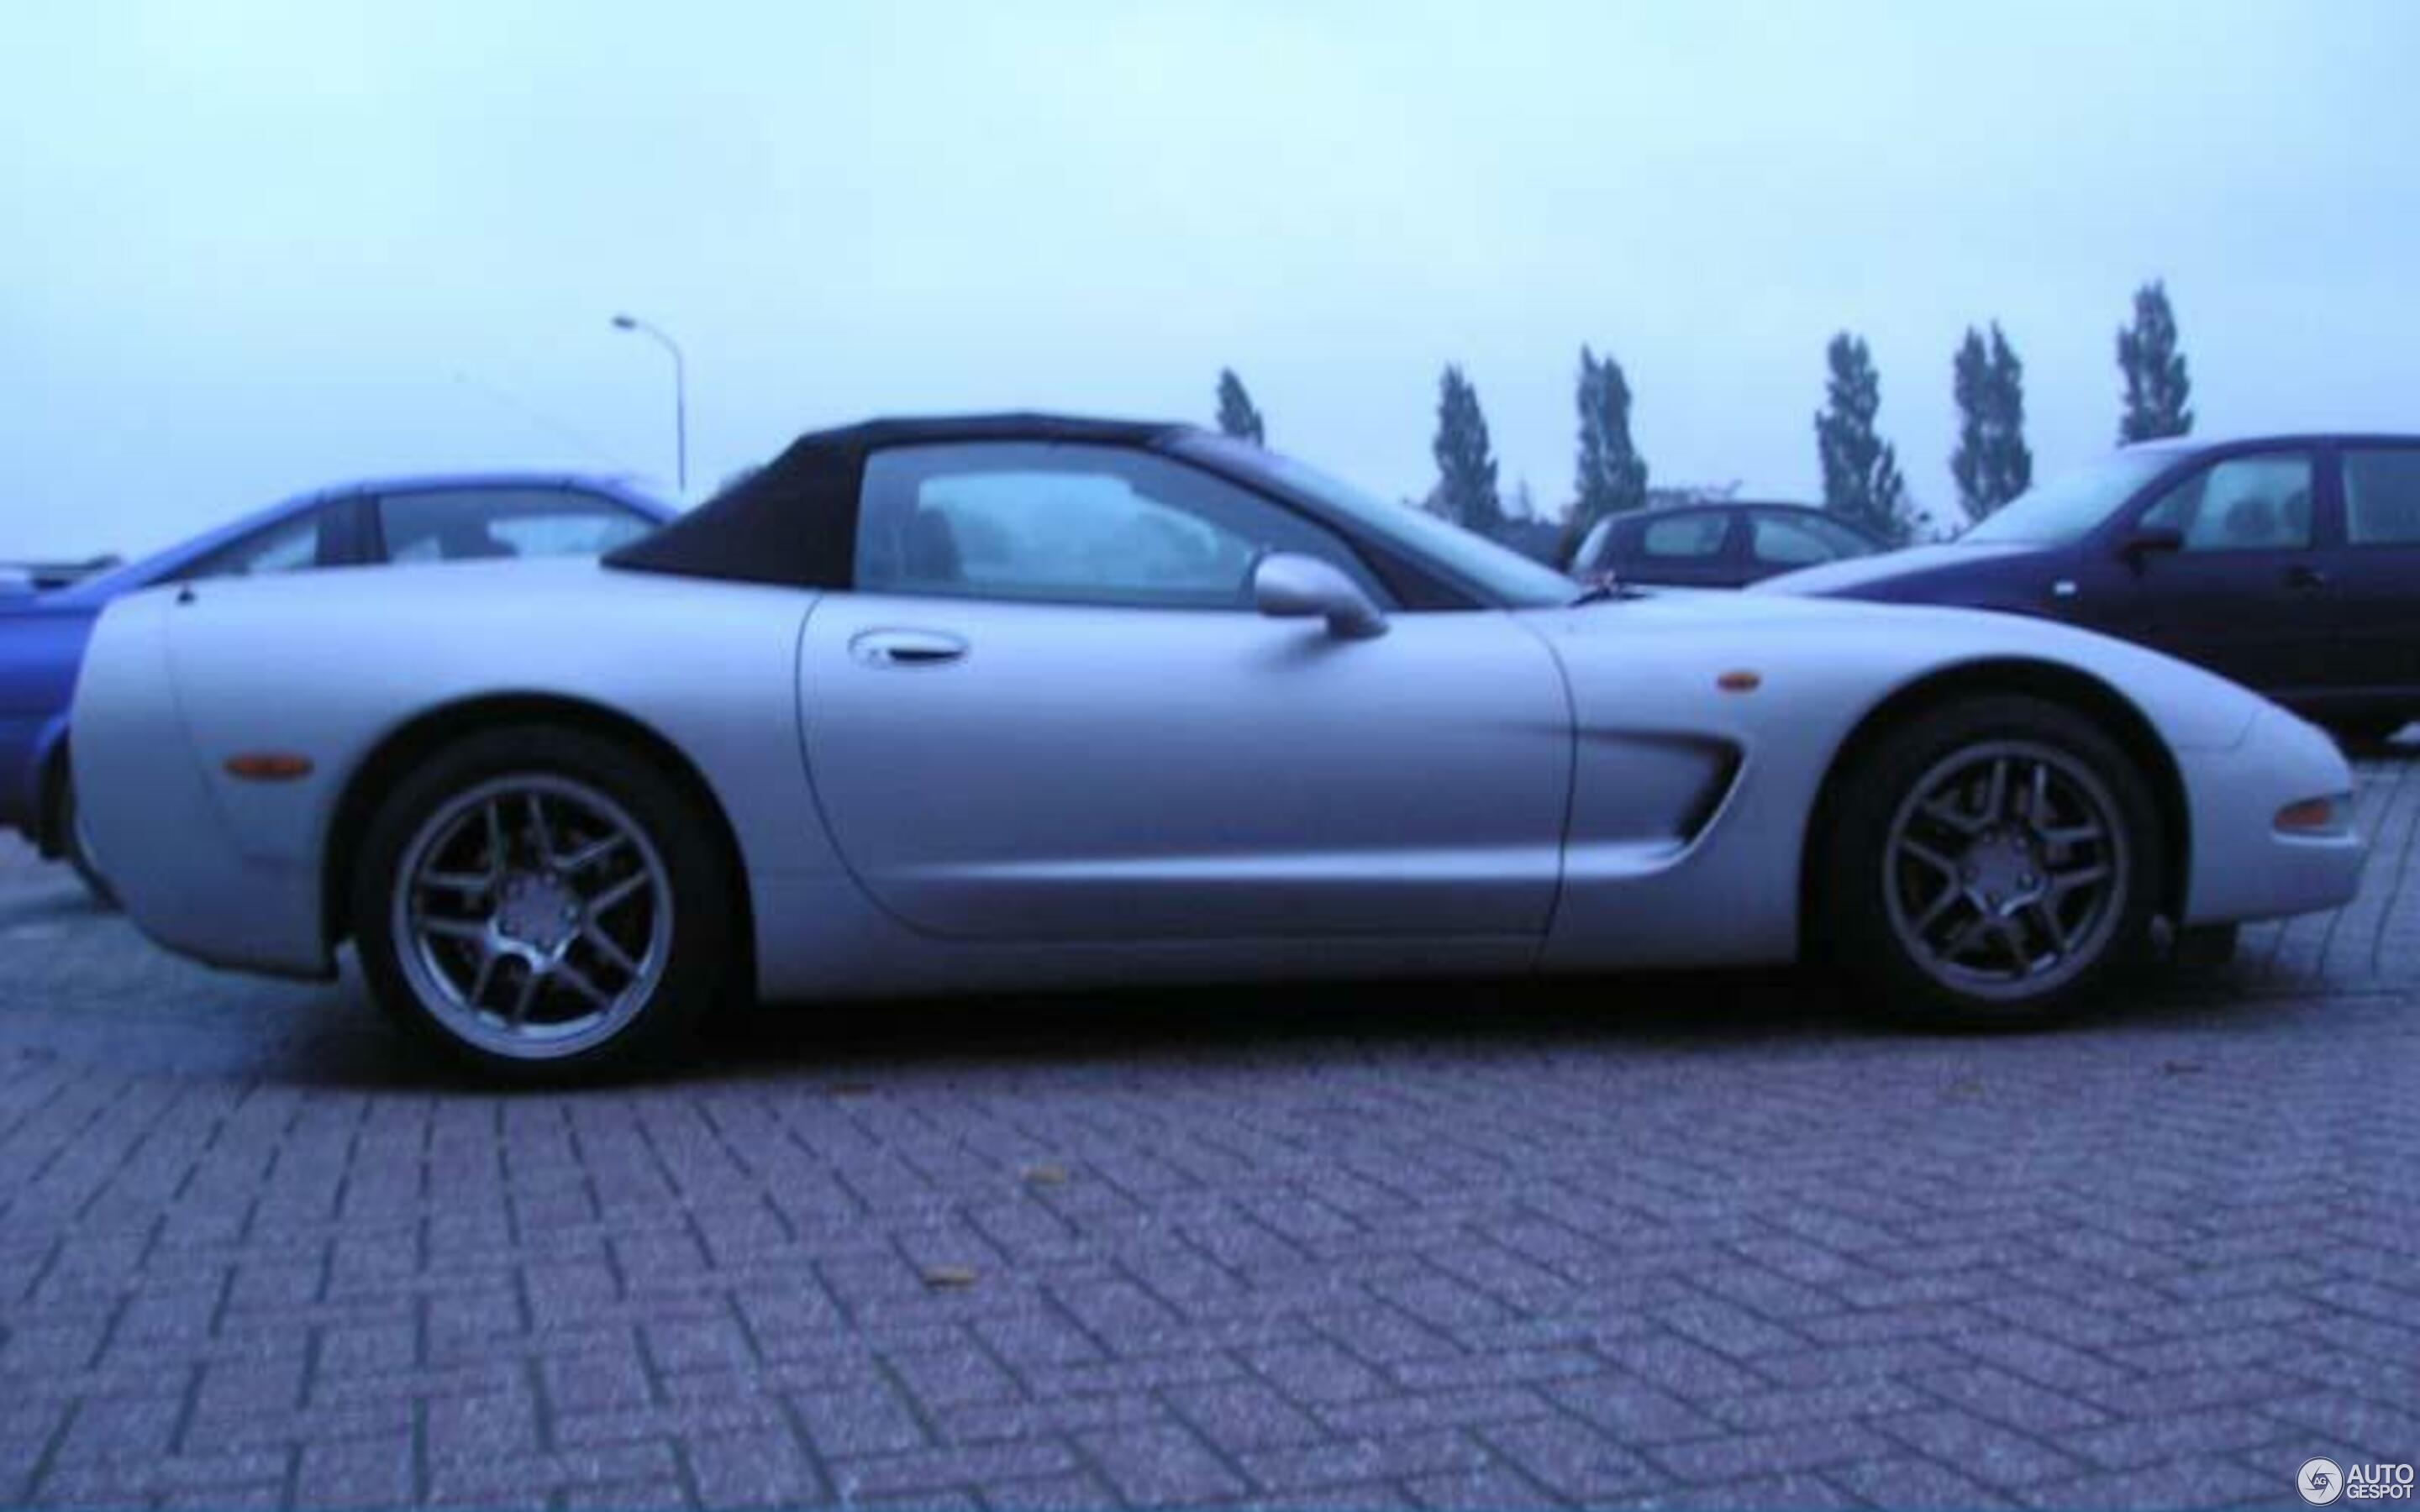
[1959, 450, 2183, 546]
[1176, 435, 1578, 607]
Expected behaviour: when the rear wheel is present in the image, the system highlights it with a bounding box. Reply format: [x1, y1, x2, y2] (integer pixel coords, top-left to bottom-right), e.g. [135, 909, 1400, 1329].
[1821, 696, 2164, 1028]
[351, 726, 731, 1082]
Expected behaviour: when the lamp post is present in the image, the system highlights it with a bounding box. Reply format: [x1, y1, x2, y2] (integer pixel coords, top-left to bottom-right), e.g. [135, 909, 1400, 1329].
[610, 313, 687, 495]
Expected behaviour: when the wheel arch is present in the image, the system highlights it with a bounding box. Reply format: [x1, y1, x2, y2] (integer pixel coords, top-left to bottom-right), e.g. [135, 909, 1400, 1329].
[1799, 658, 2191, 958]
[321, 694, 755, 992]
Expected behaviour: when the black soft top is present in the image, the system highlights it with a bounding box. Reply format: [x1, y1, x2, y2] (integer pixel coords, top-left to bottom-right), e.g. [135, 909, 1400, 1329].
[606, 412, 1192, 590]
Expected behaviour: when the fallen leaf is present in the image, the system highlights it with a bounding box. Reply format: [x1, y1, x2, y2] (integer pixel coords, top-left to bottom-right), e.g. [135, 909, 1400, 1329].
[923, 1266, 978, 1290]
[1021, 1163, 1069, 1186]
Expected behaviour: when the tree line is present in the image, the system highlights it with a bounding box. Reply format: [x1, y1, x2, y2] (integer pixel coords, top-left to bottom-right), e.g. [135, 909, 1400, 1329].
[1215, 280, 2196, 557]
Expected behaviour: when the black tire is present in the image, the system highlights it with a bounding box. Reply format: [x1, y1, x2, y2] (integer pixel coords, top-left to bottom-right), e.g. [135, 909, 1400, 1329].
[351, 724, 733, 1084]
[1818, 695, 2165, 1029]
[52, 769, 119, 910]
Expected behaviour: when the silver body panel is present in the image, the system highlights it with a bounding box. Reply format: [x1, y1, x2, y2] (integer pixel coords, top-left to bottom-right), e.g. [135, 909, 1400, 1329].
[75, 558, 2365, 998]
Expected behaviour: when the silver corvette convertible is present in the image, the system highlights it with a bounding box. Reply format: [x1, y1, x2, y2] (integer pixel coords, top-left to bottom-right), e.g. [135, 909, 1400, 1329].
[74, 415, 2365, 1080]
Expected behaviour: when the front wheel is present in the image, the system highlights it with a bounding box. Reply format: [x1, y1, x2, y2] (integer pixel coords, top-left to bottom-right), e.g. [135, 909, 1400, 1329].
[351, 726, 734, 1083]
[1820, 696, 2164, 1028]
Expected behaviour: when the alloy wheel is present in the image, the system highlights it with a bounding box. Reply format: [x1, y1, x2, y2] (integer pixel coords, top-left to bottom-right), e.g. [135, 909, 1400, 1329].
[390, 774, 672, 1060]
[1881, 740, 2130, 1002]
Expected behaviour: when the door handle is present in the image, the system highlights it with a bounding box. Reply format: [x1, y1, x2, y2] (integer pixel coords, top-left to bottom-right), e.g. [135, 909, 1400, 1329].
[850, 628, 969, 668]
[2284, 564, 2329, 591]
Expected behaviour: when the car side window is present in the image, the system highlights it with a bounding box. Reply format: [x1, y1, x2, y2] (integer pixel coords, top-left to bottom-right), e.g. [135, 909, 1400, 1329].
[182, 507, 340, 580]
[2138, 453, 2314, 552]
[2342, 449, 2420, 547]
[377, 488, 655, 564]
[855, 443, 1387, 609]
[1638, 512, 1730, 560]
[1750, 512, 1862, 567]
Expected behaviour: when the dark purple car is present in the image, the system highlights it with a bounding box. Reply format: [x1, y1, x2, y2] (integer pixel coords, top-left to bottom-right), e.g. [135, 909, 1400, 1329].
[1757, 434, 2420, 744]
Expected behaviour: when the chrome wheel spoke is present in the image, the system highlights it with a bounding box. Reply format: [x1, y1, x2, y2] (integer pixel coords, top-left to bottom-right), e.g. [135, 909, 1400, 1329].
[1920, 795, 1985, 837]
[2025, 899, 2072, 953]
[590, 873, 648, 916]
[1901, 838, 1960, 879]
[466, 949, 497, 1010]
[560, 832, 629, 872]
[525, 794, 558, 867]
[418, 869, 492, 895]
[1910, 885, 1965, 937]
[508, 968, 542, 1028]
[2048, 864, 2110, 897]
[555, 961, 610, 1007]
[581, 925, 640, 977]
[419, 916, 488, 944]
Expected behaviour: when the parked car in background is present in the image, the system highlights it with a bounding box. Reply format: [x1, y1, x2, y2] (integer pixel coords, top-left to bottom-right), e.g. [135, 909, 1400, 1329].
[2, 473, 672, 900]
[1758, 435, 2420, 745]
[1568, 501, 1886, 588]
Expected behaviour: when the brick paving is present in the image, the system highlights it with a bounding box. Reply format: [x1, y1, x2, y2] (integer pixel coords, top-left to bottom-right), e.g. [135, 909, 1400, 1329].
[0, 748, 2413, 1509]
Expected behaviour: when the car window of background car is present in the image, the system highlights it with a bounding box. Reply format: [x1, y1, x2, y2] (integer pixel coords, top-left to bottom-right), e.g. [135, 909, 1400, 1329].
[378, 489, 654, 564]
[2343, 449, 2420, 546]
[2138, 453, 2314, 552]
[1640, 512, 1728, 559]
[181, 508, 334, 580]
[1751, 512, 1864, 566]
[855, 443, 1386, 609]
[1959, 449, 2180, 545]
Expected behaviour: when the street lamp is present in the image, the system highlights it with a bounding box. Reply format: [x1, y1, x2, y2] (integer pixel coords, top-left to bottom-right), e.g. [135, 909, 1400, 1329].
[610, 312, 687, 494]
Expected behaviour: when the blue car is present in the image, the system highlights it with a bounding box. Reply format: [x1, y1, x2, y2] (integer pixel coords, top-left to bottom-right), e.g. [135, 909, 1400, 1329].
[1, 472, 673, 898]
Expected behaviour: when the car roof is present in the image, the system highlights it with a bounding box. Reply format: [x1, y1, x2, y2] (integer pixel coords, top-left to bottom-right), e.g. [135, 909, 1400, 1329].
[46, 470, 676, 606]
[608, 412, 1195, 591]
[2121, 431, 2420, 455]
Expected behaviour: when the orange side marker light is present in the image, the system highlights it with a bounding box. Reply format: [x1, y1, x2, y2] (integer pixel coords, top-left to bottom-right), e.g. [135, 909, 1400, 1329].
[224, 753, 314, 782]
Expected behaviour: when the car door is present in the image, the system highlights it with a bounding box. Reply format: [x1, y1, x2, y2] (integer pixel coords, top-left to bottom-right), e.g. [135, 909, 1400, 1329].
[2069, 448, 2329, 695]
[797, 440, 1572, 942]
[2328, 444, 2420, 701]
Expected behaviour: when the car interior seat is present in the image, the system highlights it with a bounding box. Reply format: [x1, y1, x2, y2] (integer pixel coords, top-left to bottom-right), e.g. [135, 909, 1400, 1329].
[903, 509, 964, 585]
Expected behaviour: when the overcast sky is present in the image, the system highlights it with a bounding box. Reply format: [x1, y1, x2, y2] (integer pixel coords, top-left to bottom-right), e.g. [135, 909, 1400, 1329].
[5, 1, 2417, 557]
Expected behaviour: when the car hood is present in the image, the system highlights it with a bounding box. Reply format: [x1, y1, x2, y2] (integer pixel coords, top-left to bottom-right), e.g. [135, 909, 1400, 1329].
[1747, 541, 2048, 597]
[1523, 585, 2272, 753]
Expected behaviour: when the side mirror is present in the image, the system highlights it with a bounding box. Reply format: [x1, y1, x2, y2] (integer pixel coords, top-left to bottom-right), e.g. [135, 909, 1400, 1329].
[2120, 525, 2184, 567]
[1253, 553, 1388, 639]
